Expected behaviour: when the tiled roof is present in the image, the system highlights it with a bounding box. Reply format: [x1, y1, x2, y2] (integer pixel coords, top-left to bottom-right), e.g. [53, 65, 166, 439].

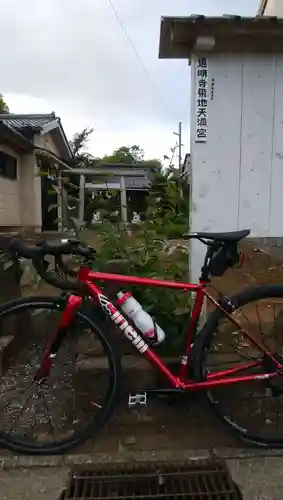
[0, 121, 33, 150]
[0, 113, 72, 160]
[0, 113, 56, 130]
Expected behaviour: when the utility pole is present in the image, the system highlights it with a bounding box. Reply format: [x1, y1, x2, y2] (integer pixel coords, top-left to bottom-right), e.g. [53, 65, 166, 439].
[173, 121, 182, 171]
[178, 121, 182, 171]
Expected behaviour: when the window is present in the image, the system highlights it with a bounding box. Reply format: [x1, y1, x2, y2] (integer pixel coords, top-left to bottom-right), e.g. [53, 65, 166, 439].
[0, 151, 17, 180]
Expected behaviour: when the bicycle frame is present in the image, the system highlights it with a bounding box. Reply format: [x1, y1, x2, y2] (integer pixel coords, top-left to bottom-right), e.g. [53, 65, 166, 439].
[37, 266, 280, 390]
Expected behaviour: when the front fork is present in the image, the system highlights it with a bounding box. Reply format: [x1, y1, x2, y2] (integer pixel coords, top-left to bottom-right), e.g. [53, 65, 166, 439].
[34, 294, 83, 380]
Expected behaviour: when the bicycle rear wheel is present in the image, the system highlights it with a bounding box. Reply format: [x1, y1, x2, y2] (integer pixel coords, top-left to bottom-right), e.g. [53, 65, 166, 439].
[0, 296, 121, 455]
[194, 285, 283, 448]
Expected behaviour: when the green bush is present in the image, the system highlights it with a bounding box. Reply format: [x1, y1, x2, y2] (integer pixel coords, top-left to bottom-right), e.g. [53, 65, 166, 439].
[145, 167, 190, 239]
[90, 221, 191, 352]
[67, 164, 191, 351]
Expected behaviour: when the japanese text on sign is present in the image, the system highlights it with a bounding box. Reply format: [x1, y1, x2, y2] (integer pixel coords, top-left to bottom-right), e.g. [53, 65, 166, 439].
[196, 57, 208, 142]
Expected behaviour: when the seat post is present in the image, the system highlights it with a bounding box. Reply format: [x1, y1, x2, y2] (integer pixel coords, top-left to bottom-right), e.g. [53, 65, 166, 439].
[199, 246, 213, 283]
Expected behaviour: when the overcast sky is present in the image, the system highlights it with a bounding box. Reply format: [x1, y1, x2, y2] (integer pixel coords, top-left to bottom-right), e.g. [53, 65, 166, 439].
[1, 0, 259, 161]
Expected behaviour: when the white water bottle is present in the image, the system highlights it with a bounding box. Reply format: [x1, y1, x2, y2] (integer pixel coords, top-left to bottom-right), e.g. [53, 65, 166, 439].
[116, 292, 165, 345]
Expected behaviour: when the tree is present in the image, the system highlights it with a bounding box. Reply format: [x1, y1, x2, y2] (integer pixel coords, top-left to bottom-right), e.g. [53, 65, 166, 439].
[0, 94, 9, 113]
[101, 145, 144, 164]
[101, 145, 163, 174]
[144, 163, 190, 238]
[69, 127, 94, 166]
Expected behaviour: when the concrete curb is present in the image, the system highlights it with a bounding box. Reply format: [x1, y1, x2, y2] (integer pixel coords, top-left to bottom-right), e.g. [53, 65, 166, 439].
[0, 447, 283, 470]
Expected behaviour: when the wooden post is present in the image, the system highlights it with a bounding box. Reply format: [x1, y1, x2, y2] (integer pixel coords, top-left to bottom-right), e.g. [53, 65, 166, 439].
[120, 175, 128, 227]
[57, 171, 63, 232]
[78, 174, 85, 225]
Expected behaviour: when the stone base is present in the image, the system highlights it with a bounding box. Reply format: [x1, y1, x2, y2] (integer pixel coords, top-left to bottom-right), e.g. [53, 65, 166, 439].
[0, 226, 41, 235]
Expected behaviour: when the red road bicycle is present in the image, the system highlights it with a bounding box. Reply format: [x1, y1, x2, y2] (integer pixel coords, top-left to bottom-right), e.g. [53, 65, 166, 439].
[2, 229, 283, 455]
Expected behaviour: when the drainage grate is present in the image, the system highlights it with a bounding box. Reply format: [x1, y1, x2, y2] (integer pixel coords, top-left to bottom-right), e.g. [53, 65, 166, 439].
[62, 460, 242, 500]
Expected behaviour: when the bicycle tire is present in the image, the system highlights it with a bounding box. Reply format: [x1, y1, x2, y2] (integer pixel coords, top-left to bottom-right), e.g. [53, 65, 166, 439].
[193, 284, 283, 448]
[0, 295, 122, 455]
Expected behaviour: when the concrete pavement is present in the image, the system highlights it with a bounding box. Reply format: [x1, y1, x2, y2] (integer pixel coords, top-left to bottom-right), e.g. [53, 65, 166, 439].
[0, 449, 283, 499]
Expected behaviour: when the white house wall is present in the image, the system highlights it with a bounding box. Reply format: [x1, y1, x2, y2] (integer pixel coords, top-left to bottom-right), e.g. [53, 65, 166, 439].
[190, 53, 283, 282]
[263, 0, 283, 16]
[238, 56, 274, 233]
[268, 58, 283, 235]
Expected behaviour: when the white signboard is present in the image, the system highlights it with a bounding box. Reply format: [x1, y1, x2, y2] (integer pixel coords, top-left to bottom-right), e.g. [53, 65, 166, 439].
[196, 57, 208, 142]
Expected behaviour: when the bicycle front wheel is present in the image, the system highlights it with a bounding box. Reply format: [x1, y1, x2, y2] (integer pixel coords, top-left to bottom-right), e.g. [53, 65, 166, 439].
[0, 296, 121, 455]
[194, 285, 283, 448]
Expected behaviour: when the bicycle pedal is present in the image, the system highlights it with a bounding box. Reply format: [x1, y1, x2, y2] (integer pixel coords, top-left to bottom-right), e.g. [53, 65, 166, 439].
[128, 392, 147, 408]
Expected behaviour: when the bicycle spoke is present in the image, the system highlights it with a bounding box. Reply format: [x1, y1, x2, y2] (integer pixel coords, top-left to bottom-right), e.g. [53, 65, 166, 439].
[213, 337, 262, 363]
[256, 304, 264, 339]
[36, 385, 57, 442]
[0, 382, 33, 396]
[237, 306, 272, 354]
[272, 301, 276, 326]
[9, 381, 37, 434]
[237, 310, 253, 330]
[273, 303, 283, 354]
[0, 384, 35, 413]
[233, 345, 261, 362]
[31, 319, 50, 365]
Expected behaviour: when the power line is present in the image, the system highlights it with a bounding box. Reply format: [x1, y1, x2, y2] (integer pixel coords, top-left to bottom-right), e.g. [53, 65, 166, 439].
[107, 0, 172, 117]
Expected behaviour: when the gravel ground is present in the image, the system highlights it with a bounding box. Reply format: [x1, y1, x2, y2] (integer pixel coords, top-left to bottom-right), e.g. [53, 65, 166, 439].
[229, 456, 283, 499]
